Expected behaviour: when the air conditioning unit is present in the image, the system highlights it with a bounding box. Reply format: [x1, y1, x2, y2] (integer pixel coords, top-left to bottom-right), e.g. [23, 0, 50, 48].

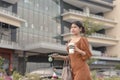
[2, 0, 19, 4]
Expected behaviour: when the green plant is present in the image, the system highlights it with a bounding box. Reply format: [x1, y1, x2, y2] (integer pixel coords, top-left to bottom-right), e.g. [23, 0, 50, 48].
[91, 70, 99, 80]
[104, 76, 120, 80]
[115, 64, 120, 70]
[87, 58, 97, 65]
[83, 17, 103, 36]
[24, 73, 42, 80]
[0, 77, 4, 80]
[12, 71, 23, 80]
[0, 57, 4, 68]
[0, 68, 5, 80]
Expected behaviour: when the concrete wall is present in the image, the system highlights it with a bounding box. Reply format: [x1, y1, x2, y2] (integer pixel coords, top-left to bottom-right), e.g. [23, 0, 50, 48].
[104, 0, 120, 57]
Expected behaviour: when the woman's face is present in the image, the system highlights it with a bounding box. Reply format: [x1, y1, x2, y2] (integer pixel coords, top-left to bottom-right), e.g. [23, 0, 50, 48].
[70, 24, 81, 35]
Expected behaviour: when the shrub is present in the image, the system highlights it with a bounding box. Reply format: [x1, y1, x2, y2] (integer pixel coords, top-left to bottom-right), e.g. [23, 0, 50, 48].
[21, 73, 42, 80]
[91, 70, 99, 80]
[0, 77, 4, 80]
[12, 71, 23, 80]
[104, 76, 120, 80]
[0, 57, 4, 68]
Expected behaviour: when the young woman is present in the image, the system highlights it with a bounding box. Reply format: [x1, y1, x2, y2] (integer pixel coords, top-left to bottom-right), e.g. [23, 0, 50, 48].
[52, 21, 92, 80]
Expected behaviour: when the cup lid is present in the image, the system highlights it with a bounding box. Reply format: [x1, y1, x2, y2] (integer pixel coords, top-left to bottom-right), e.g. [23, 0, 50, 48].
[68, 42, 75, 46]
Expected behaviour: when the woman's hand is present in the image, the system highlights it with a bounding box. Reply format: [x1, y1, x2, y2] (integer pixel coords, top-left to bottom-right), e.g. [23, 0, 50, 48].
[74, 45, 81, 52]
[50, 53, 68, 60]
[74, 45, 86, 55]
[49, 53, 59, 58]
[66, 43, 68, 48]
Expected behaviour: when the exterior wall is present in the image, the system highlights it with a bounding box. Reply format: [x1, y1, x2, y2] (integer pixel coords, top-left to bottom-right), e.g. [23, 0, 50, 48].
[104, 0, 120, 57]
[0, 15, 21, 27]
[17, 0, 61, 47]
[62, 1, 82, 35]
[0, 0, 17, 13]
[0, 0, 120, 74]
[0, 1, 23, 27]
[62, 0, 120, 58]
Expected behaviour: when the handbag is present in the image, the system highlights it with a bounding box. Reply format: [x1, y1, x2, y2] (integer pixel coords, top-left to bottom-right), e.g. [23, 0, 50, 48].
[61, 59, 72, 80]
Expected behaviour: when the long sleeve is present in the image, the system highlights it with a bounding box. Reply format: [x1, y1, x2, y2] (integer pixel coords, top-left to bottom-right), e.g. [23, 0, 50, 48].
[81, 37, 92, 61]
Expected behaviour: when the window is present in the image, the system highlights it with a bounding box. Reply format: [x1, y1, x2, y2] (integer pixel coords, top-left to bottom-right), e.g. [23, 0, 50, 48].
[93, 61, 106, 65]
[11, 26, 17, 42]
[24, 0, 29, 3]
[33, 12, 39, 30]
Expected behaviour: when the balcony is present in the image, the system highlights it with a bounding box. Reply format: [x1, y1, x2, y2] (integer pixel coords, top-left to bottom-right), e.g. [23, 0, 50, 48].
[0, 32, 21, 50]
[92, 50, 102, 56]
[0, 7, 25, 27]
[62, 9, 117, 29]
[88, 33, 118, 46]
[95, 0, 114, 4]
[18, 29, 66, 53]
[63, 0, 114, 13]
[91, 49, 119, 59]
[92, 56, 120, 61]
[61, 33, 118, 47]
[0, 27, 67, 53]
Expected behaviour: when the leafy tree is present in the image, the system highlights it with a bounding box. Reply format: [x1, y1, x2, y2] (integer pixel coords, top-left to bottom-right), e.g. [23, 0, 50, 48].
[83, 17, 103, 36]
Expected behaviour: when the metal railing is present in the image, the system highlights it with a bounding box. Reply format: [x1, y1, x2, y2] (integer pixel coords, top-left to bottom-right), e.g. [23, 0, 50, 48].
[65, 9, 115, 23]
[62, 32, 116, 40]
[19, 29, 61, 44]
[68, 9, 87, 16]
[0, 28, 61, 50]
[0, 7, 21, 19]
[89, 14, 114, 22]
[89, 33, 116, 40]
[91, 50, 119, 59]
[92, 50, 102, 56]
[0, 23, 19, 49]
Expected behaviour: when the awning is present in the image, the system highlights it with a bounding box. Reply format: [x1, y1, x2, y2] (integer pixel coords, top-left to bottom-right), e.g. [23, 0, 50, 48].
[24, 42, 67, 54]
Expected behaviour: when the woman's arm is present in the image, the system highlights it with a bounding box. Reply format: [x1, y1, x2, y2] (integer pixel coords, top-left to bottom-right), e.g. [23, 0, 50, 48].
[74, 37, 92, 60]
[51, 54, 68, 60]
[74, 45, 86, 56]
[80, 37, 92, 60]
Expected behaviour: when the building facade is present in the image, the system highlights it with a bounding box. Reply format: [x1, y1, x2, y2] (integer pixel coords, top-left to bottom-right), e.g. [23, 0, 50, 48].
[61, 0, 120, 70]
[0, 0, 120, 74]
[0, 0, 62, 74]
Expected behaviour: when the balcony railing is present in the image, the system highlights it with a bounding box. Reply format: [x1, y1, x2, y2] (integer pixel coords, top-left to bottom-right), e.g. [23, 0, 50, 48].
[64, 9, 116, 23]
[68, 9, 87, 16]
[89, 14, 114, 23]
[92, 50, 102, 56]
[0, 7, 21, 19]
[91, 50, 120, 60]
[62, 32, 117, 41]
[0, 27, 63, 50]
[18, 29, 61, 45]
[0, 32, 20, 49]
[89, 33, 116, 40]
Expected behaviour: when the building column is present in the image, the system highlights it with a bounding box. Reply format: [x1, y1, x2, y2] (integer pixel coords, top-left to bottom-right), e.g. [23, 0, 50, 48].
[60, 0, 65, 44]
[9, 53, 13, 72]
[23, 51, 27, 75]
[18, 51, 27, 75]
[83, 6, 90, 16]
